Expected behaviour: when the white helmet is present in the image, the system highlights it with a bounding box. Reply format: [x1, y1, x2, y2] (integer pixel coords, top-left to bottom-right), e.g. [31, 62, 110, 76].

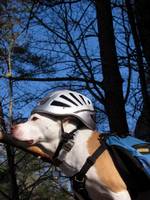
[32, 90, 96, 130]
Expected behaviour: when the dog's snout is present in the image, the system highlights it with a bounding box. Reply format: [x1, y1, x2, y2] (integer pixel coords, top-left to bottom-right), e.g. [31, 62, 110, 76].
[11, 125, 18, 133]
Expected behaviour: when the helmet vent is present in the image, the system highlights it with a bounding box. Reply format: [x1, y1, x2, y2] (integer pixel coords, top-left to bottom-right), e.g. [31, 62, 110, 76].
[51, 100, 70, 107]
[60, 95, 78, 106]
[87, 100, 91, 105]
[69, 92, 83, 105]
[79, 95, 87, 104]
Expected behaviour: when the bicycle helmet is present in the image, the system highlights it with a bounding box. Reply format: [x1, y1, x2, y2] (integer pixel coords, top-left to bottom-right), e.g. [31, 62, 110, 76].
[31, 90, 96, 130]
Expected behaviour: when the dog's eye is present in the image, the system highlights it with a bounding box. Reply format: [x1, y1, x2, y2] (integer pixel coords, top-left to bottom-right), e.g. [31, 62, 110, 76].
[31, 117, 38, 121]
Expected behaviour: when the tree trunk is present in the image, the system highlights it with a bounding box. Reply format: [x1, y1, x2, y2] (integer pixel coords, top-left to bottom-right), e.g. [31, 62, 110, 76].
[0, 102, 19, 200]
[134, 0, 150, 141]
[126, 0, 150, 141]
[95, 0, 129, 135]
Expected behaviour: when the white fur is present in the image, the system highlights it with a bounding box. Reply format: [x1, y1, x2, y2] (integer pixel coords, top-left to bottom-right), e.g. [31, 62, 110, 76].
[12, 113, 131, 200]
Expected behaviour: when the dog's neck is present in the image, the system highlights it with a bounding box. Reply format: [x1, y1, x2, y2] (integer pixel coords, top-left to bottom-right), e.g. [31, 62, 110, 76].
[59, 121, 94, 176]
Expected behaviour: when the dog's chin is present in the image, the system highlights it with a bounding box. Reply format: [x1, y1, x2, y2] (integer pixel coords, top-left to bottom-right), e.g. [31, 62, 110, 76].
[13, 137, 35, 146]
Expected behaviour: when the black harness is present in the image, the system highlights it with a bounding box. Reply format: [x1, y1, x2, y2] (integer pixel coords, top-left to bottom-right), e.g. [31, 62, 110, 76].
[71, 136, 107, 200]
[51, 126, 150, 200]
[52, 122, 80, 166]
[52, 123, 107, 200]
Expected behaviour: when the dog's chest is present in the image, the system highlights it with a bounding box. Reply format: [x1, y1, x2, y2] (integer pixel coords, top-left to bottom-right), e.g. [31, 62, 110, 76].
[61, 131, 131, 200]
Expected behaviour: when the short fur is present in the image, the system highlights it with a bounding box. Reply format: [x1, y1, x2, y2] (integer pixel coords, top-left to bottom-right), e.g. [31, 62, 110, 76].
[12, 113, 131, 200]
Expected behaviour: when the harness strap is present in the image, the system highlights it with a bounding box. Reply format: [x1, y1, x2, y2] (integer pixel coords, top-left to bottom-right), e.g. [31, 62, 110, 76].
[71, 135, 107, 200]
[75, 141, 106, 180]
[52, 121, 80, 166]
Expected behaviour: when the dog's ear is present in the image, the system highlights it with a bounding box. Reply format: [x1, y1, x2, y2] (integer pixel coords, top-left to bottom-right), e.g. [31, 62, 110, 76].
[62, 117, 84, 128]
[62, 116, 78, 124]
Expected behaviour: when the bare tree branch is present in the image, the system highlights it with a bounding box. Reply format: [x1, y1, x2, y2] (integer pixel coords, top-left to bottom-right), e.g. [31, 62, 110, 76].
[0, 75, 103, 86]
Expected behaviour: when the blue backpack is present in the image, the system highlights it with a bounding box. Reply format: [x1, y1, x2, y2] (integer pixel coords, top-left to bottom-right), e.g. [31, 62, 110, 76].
[105, 135, 150, 192]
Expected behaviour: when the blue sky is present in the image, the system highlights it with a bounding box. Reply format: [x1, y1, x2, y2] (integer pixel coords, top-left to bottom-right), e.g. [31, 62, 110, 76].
[0, 1, 142, 133]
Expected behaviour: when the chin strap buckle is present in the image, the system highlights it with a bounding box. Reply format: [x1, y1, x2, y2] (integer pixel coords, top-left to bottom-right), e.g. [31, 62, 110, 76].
[63, 139, 75, 152]
[52, 120, 79, 166]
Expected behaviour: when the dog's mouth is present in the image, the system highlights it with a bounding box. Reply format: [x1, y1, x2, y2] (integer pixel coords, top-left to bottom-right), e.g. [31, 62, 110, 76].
[23, 140, 35, 146]
[13, 138, 35, 146]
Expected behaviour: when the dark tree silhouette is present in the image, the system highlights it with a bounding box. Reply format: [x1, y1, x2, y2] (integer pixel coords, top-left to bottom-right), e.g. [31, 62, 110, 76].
[126, 0, 150, 141]
[95, 0, 129, 135]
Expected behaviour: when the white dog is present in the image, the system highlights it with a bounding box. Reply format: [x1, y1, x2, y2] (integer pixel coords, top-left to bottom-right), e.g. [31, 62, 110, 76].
[12, 90, 131, 200]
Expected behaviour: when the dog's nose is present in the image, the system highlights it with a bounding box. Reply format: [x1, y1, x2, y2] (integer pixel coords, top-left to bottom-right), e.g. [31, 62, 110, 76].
[11, 125, 18, 134]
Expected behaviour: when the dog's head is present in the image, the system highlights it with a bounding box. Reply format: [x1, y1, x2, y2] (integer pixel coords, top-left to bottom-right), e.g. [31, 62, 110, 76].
[12, 113, 61, 152]
[12, 113, 79, 155]
[12, 90, 95, 154]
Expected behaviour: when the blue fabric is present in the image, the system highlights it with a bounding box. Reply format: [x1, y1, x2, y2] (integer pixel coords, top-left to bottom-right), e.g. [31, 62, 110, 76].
[105, 135, 150, 177]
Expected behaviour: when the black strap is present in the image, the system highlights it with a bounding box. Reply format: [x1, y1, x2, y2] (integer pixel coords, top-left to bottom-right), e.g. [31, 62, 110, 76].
[52, 121, 81, 166]
[74, 137, 107, 180]
[71, 136, 107, 200]
[72, 175, 92, 200]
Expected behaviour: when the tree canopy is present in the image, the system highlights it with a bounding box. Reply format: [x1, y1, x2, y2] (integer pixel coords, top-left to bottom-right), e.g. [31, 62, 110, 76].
[0, 0, 150, 199]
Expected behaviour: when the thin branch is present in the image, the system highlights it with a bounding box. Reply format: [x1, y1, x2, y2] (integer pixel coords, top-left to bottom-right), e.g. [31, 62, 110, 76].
[0, 75, 103, 86]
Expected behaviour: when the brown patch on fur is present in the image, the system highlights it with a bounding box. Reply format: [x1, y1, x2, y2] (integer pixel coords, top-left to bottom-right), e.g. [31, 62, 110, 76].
[28, 146, 52, 158]
[87, 131, 127, 192]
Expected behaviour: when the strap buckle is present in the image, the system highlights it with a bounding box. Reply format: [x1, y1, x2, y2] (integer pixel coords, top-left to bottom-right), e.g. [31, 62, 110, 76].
[63, 140, 75, 152]
[74, 175, 85, 183]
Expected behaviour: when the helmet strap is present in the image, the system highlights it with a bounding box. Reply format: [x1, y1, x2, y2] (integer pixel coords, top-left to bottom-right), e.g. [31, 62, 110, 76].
[52, 120, 80, 166]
